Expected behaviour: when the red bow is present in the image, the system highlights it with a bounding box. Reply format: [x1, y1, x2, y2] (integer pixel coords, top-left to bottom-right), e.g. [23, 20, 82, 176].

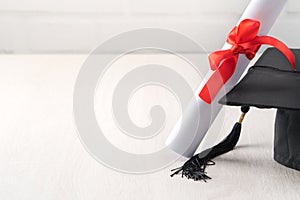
[199, 19, 296, 104]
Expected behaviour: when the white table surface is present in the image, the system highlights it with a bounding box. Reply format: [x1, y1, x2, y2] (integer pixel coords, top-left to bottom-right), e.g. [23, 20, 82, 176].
[0, 54, 299, 200]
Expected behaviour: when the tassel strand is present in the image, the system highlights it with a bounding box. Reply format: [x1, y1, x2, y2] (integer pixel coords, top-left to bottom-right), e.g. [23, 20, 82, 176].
[170, 106, 250, 182]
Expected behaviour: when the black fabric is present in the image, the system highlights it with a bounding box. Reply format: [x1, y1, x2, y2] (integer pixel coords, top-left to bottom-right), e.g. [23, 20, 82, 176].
[219, 47, 300, 171]
[254, 48, 300, 71]
[275, 109, 300, 170]
[219, 66, 300, 110]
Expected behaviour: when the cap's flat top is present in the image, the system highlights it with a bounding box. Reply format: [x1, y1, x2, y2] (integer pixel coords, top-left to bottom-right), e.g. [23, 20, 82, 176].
[255, 48, 300, 71]
[219, 48, 300, 110]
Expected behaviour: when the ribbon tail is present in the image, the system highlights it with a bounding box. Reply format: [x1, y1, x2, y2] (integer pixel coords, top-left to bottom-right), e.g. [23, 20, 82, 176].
[209, 49, 233, 70]
[199, 57, 237, 104]
[257, 36, 296, 69]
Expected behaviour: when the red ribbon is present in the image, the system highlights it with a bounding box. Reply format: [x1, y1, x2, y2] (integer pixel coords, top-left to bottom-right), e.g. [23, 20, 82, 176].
[199, 19, 296, 104]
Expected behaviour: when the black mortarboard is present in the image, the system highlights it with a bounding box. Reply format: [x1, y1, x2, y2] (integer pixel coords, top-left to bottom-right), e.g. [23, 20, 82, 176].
[219, 47, 300, 171]
[171, 48, 299, 181]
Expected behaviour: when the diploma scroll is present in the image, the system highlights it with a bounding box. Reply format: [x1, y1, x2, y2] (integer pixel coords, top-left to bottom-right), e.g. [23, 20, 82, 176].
[166, 0, 288, 157]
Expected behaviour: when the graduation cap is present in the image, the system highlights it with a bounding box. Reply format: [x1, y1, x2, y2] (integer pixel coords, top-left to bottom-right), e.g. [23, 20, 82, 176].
[171, 48, 300, 181]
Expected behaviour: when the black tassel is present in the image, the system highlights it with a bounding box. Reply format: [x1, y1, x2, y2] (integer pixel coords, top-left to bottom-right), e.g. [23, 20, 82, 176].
[170, 106, 250, 182]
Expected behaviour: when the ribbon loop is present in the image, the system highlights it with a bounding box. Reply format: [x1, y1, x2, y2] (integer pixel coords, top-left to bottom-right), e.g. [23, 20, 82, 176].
[199, 19, 296, 104]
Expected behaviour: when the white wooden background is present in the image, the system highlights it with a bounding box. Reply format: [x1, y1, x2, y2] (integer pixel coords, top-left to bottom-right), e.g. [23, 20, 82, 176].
[0, 0, 299, 53]
[1, 0, 300, 199]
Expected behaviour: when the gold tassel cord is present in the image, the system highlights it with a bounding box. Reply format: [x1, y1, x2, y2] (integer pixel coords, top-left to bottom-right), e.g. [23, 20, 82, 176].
[238, 112, 246, 123]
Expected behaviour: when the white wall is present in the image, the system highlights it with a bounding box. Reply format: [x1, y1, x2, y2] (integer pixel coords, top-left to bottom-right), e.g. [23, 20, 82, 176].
[0, 0, 299, 53]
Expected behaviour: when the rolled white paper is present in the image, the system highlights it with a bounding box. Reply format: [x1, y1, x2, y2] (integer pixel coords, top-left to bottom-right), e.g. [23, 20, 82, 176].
[166, 0, 288, 157]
